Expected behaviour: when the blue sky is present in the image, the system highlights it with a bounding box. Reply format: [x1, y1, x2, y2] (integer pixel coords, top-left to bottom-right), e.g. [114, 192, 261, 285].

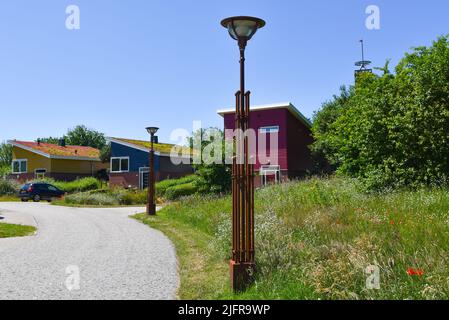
[0, 0, 448, 144]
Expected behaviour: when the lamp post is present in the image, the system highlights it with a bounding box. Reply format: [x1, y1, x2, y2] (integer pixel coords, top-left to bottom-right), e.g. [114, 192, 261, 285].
[221, 16, 265, 292]
[146, 127, 159, 216]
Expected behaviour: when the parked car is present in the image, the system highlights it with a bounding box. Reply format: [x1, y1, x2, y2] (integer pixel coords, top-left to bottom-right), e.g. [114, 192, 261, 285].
[18, 183, 65, 202]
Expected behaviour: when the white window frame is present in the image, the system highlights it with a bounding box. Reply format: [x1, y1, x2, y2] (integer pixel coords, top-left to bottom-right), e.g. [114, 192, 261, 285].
[139, 167, 150, 190]
[34, 168, 47, 179]
[12, 159, 27, 174]
[110, 157, 130, 173]
[260, 165, 281, 186]
[259, 126, 280, 134]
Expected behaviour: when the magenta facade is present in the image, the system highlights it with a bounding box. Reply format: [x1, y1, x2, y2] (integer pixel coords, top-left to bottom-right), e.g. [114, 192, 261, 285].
[222, 106, 315, 184]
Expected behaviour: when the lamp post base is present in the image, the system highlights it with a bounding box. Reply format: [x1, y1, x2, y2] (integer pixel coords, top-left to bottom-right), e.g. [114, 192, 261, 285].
[230, 260, 255, 292]
[147, 204, 156, 216]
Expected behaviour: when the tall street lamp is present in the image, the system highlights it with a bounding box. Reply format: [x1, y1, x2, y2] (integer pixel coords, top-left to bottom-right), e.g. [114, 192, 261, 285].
[221, 16, 266, 292]
[146, 126, 159, 216]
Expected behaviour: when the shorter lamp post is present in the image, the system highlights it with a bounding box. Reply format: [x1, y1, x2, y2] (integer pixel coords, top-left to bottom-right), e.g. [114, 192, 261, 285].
[146, 127, 159, 216]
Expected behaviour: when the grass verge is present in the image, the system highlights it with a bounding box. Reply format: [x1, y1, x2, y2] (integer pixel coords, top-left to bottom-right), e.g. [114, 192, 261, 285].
[0, 196, 19, 202]
[133, 177, 449, 300]
[133, 209, 231, 299]
[0, 223, 36, 238]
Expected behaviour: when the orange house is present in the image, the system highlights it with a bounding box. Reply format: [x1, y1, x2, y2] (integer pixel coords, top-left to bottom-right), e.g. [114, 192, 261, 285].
[7, 139, 102, 182]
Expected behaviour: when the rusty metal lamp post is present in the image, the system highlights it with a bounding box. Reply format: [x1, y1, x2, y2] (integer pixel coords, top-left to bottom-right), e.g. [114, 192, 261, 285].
[146, 127, 159, 216]
[221, 16, 266, 292]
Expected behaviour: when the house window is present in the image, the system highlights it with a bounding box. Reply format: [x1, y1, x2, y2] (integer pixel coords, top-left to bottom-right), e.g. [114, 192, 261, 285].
[259, 126, 280, 134]
[110, 157, 130, 173]
[12, 159, 27, 174]
[35, 169, 47, 179]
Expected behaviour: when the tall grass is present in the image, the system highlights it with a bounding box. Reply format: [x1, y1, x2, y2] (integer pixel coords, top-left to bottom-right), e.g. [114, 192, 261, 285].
[0, 179, 20, 196]
[140, 177, 449, 300]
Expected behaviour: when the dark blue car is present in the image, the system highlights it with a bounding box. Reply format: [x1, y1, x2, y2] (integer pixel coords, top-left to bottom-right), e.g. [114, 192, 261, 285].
[18, 183, 65, 202]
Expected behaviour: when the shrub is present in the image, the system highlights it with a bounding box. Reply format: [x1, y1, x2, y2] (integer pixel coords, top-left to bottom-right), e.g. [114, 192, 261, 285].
[156, 175, 198, 197]
[115, 189, 148, 205]
[194, 165, 231, 195]
[0, 179, 20, 196]
[64, 192, 119, 206]
[312, 36, 449, 191]
[32, 177, 102, 193]
[165, 182, 198, 200]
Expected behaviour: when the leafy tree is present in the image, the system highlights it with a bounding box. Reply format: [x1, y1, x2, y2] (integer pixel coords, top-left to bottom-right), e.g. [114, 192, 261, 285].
[0, 142, 12, 167]
[189, 128, 231, 194]
[311, 85, 352, 171]
[100, 143, 111, 163]
[312, 36, 449, 191]
[65, 125, 107, 150]
[37, 137, 60, 145]
[38, 125, 107, 151]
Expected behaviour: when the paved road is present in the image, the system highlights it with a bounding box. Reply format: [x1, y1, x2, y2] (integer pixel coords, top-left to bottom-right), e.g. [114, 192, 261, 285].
[0, 202, 178, 300]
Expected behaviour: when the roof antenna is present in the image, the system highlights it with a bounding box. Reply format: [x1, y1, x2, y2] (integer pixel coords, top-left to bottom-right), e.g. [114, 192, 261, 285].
[355, 39, 372, 78]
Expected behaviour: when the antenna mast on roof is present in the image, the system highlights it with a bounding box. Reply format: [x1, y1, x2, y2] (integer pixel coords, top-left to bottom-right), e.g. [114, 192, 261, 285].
[354, 39, 372, 78]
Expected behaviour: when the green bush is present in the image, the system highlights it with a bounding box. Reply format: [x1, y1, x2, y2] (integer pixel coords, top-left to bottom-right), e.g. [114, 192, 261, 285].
[156, 175, 198, 197]
[115, 189, 148, 205]
[61, 188, 148, 206]
[54, 177, 102, 193]
[312, 36, 449, 191]
[0, 179, 20, 196]
[165, 182, 198, 200]
[0, 165, 11, 177]
[32, 177, 102, 193]
[64, 192, 119, 206]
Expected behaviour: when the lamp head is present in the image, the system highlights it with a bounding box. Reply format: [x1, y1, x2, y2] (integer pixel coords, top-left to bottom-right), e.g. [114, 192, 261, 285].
[146, 127, 159, 135]
[221, 16, 265, 45]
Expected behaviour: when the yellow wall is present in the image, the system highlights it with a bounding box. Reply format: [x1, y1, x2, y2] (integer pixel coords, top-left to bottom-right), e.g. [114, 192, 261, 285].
[12, 146, 101, 174]
[12, 147, 51, 172]
[50, 159, 98, 174]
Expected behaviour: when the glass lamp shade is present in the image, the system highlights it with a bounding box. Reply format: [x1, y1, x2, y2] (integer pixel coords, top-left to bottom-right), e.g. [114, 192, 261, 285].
[221, 16, 265, 41]
[146, 127, 159, 135]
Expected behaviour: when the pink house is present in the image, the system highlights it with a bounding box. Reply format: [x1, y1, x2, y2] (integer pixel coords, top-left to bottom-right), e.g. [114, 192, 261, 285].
[218, 102, 315, 186]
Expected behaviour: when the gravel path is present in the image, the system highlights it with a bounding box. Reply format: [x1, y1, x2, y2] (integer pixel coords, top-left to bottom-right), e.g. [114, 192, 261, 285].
[0, 202, 178, 300]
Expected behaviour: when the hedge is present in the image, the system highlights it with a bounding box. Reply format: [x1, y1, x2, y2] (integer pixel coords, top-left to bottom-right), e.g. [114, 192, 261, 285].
[156, 175, 198, 197]
[164, 182, 198, 200]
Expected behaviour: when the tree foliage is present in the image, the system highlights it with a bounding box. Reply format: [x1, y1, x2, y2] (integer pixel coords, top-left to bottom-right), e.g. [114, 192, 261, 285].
[0, 142, 12, 167]
[189, 128, 231, 194]
[312, 36, 449, 191]
[65, 125, 107, 150]
[39, 125, 107, 150]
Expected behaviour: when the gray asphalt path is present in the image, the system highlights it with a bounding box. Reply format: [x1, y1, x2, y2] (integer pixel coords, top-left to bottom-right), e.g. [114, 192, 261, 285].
[0, 202, 178, 300]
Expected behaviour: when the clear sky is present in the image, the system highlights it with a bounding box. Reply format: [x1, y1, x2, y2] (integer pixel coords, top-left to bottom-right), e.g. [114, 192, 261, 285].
[0, 0, 448, 144]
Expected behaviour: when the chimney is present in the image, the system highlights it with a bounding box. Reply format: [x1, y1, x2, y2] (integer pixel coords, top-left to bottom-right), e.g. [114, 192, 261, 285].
[152, 135, 159, 144]
[58, 138, 66, 147]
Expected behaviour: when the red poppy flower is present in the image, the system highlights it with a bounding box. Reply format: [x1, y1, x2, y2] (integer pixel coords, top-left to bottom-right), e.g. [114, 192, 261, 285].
[407, 268, 416, 276]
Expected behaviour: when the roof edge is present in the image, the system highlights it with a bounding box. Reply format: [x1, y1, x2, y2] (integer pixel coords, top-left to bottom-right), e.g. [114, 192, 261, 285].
[217, 102, 312, 128]
[7, 140, 101, 162]
[106, 137, 191, 159]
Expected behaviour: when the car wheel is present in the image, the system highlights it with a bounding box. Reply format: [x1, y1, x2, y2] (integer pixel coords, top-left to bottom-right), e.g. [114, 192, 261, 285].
[33, 195, 41, 202]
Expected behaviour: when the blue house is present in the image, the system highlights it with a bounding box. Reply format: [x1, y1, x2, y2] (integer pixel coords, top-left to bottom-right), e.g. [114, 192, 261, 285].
[106, 137, 193, 189]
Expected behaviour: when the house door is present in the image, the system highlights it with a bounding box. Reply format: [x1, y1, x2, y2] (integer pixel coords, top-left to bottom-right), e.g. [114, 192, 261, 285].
[260, 165, 281, 186]
[139, 167, 150, 190]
